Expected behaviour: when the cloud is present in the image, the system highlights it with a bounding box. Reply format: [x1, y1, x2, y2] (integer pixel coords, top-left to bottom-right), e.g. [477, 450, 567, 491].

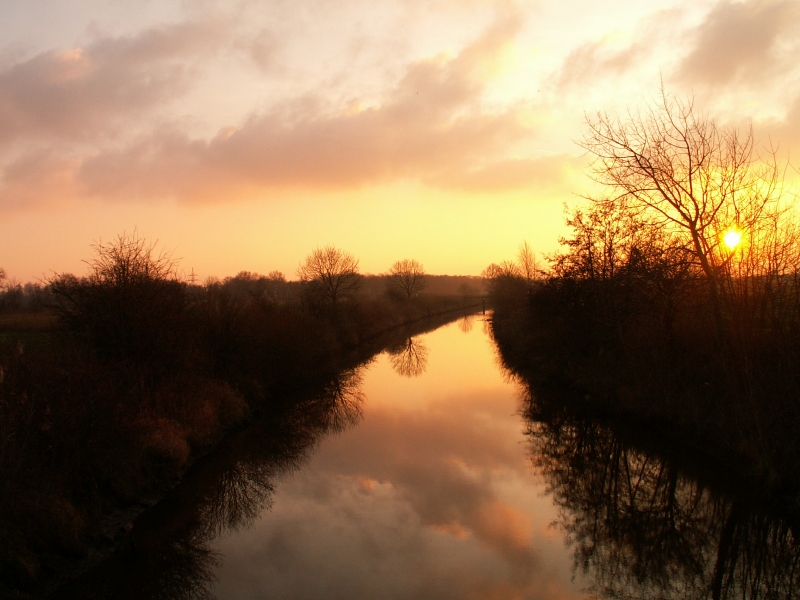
[556, 39, 647, 91]
[0, 20, 223, 146]
[676, 0, 800, 86]
[0, 9, 550, 210]
[69, 13, 534, 203]
[434, 154, 585, 192]
[553, 8, 684, 92]
[759, 90, 800, 162]
[0, 148, 81, 211]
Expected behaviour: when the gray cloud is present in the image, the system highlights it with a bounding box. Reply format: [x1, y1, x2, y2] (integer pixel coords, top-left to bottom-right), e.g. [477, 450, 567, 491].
[0, 20, 223, 145]
[759, 90, 800, 161]
[0, 10, 550, 210]
[556, 39, 647, 91]
[677, 0, 800, 86]
[0, 148, 80, 211]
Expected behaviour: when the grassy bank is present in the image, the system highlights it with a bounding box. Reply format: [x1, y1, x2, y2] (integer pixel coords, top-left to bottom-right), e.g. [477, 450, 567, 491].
[0, 262, 478, 596]
[50, 308, 472, 600]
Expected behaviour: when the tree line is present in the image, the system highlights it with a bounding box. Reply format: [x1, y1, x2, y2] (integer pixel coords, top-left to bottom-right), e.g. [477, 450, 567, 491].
[486, 88, 800, 497]
[0, 245, 455, 318]
[0, 235, 480, 595]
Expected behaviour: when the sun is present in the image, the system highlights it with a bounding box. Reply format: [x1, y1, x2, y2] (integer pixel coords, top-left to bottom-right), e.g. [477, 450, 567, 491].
[723, 228, 743, 250]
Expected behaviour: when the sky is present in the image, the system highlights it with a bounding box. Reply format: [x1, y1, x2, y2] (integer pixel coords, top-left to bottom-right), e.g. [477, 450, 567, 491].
[1, 0, 800, 282]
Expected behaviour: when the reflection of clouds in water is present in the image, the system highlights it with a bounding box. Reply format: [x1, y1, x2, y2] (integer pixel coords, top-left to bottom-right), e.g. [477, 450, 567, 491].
[387, 337, 429, 377]
[214, 473, 576, 600]
[59, 365, 370, 600]
[201, 366, 367, 538]
[213, 390, 583, 600]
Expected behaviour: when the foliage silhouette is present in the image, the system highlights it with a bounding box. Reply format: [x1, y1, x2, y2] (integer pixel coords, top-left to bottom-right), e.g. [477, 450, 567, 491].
[297, 246, 361, 309]
[387, 259, 427, 300]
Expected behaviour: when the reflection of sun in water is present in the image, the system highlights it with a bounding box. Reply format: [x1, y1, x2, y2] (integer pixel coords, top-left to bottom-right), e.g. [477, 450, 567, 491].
[723, 228, 742, 250]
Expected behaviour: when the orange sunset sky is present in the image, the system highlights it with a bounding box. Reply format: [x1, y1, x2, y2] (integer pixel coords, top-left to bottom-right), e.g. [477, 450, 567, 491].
[1, 0, 799, 282]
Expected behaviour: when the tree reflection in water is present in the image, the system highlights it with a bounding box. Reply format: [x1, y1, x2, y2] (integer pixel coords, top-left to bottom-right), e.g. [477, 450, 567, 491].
[522, 386, 800, 600]
[458, 314, 474, 333]
[54, 367, 367, 600]
[387, 336, 429, 377]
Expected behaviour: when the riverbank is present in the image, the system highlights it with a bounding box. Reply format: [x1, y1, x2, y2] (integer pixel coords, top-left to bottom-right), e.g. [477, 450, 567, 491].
[50, 308, 479, 599]
[489, 288, 800, 510]
[510, 353, 800, 598]
[0, 286, 481, 597]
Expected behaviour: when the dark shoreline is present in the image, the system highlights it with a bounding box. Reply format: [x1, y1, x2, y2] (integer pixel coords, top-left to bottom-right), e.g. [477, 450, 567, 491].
[489, 304, 800, 518]
[8, 305, 480, 599]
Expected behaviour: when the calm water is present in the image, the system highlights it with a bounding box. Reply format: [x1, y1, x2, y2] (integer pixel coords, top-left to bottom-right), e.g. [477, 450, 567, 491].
[210, 316, 588, 599]
[57, 314, 800, 599]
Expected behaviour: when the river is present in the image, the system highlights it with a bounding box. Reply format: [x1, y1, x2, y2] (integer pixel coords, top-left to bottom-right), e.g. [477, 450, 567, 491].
[55, 314, 800, 599]
[210, 315, 586, 599]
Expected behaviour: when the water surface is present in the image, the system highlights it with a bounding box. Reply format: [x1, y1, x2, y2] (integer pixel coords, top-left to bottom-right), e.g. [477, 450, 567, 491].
[54, 314, 800, 599]
[210, 316, 588, 599]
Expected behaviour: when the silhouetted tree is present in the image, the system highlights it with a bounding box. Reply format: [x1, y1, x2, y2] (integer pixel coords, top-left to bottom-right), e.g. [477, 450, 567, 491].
[387, 259, 426, 300]
[517, 241, 540, 283]
[482, 261, 525, 308]
[297, 246, 361, 307]
[581, 87, 786, 317]
[86, 232, 176, 285]
[49, 232, 186, 372]
[457, 283, 476, 305]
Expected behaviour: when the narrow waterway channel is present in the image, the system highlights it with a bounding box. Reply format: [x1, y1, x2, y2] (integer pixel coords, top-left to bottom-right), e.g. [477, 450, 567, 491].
[209, 315, 586, 599]
[54, 314, 800, 599]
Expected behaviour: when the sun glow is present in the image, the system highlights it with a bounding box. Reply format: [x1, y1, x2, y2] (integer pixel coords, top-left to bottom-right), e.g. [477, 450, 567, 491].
[723, 228, 743, 250]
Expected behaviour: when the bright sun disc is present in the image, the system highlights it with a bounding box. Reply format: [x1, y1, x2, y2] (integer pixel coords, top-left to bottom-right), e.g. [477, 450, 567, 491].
[723, 229, 742, 250]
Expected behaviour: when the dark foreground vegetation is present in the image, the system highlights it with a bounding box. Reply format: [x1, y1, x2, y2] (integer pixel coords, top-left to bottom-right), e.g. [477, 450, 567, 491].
[488, 90, 800, 503]
[0, 236, 480, 597]
[52, 312, 464, 600]
[504, 354, 800, 599]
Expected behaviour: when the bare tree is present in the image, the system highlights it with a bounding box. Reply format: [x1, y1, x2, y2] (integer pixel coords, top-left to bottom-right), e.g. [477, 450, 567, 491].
[387, 259, 426, 300]
[518, 241, 539, 284]
[49, 231, 185, 369]
[481, 261, 520, 280]
[86, 231, 176, 286]
[297, 246, 361, 306]
[580, 87, 785, 311]
[458, 282, 476, 300]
